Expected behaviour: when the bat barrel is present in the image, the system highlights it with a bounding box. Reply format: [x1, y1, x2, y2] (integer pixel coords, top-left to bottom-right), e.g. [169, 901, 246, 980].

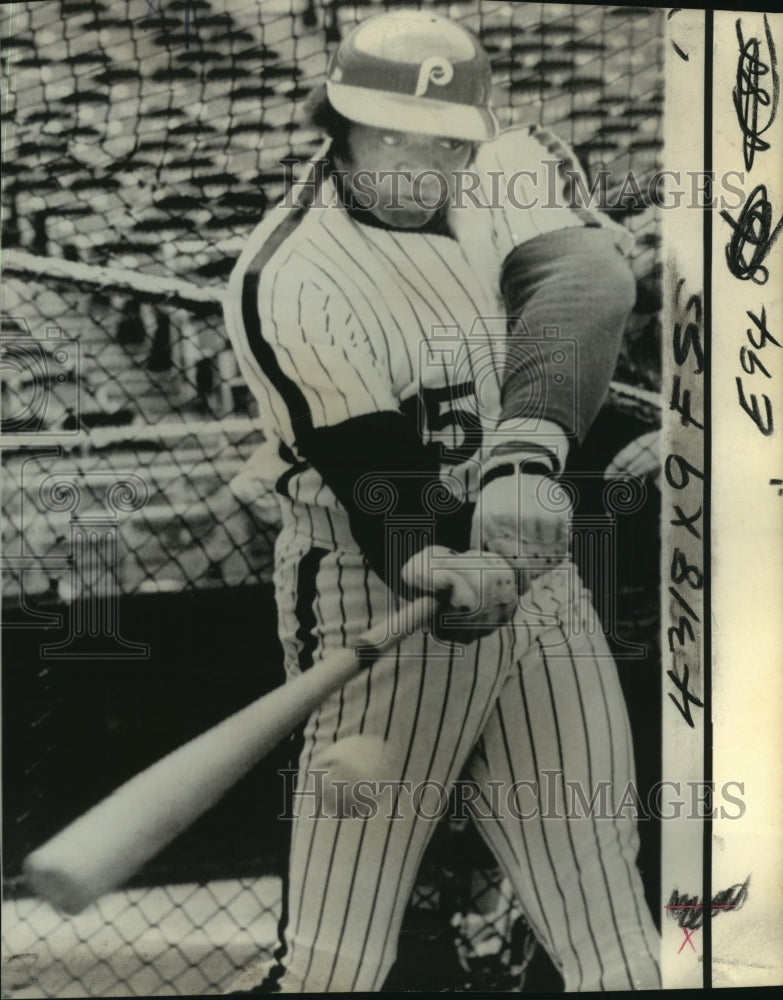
[24, 596, 435, 913]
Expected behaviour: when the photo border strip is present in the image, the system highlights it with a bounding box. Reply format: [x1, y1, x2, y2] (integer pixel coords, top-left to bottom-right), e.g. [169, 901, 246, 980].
[663, 8, 783, 990]
[660, 6, 710, 988]
[710, 8, 783, 990]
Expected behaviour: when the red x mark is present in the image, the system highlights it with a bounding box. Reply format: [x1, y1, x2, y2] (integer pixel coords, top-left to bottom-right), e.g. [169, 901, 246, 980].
[678, 927, 697, 954]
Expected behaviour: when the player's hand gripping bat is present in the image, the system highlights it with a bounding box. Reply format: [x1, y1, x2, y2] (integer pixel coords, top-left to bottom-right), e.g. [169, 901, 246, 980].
[23, 551, 518, 917]
[23, 547, 526, 915]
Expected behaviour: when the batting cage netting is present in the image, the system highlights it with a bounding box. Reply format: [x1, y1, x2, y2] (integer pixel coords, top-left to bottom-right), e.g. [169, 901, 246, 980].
[2, 1, 663, 995]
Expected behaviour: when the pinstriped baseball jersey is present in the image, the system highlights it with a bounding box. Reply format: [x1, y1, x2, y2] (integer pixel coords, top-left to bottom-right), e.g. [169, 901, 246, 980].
[223, 122, 660, 994]
[224, 125, 630, 522]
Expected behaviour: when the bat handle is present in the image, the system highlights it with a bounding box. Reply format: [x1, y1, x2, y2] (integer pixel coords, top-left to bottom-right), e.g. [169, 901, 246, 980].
[357, 595, 438, 655]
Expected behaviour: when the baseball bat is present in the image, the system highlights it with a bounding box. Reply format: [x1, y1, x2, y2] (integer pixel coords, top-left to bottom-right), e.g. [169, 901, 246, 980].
[23, 596, 436, 915]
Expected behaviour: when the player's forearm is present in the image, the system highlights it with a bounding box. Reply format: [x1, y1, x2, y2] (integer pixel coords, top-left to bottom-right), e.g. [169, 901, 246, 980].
[296, 412, 471, 592]
[499, 226, 636, 449]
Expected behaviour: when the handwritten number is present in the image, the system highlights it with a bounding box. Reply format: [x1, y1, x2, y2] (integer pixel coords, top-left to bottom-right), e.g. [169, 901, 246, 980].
[673, 314, 705, 373]
[667, 663, 704, 728]
[671, 549, 703, 590]
[668, 616, 695, 652]
[740, 345, 772, 378]
[665, 454, 703, 490]
[735, 379, 774, 435]
[746, 306, 781, 350]
[728, 25, 780, 447]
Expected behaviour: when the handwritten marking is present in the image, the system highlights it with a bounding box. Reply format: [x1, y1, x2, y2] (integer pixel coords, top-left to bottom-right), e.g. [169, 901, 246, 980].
[735, 305, 780, 436]
[746, 305, 781, 350]
[668, 585, 699, 622]
[666, 662, 704, 727]
[670, 375, 704, 429]
[670, 504, 702, 540]
[137, 0, 193, 49]
[137, 0, 161, 18]
[733, 15, 780, 172]
[666, 876, 750, 931]
[770, 478, 783, 495]
[667, 9, 689, 61]
[673, 290, 705, 373]
[721, 184, 783, 285]
[2, 953, 38, 991]
[678, 927, 697, 954]
[727, 21, 780, 499]
[665, 279, 705, 729]
[664, 453, 703, 490]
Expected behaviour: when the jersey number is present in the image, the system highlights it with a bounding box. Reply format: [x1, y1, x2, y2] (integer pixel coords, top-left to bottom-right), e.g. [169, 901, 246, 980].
[419, 382, 482, 465]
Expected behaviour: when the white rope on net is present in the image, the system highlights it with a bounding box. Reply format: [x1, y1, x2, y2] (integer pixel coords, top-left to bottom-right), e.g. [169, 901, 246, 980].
[2, 249, 227, 311]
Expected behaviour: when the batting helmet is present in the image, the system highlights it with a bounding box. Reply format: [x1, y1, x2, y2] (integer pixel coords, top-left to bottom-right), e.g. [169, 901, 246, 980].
[325, 10, 498, 142]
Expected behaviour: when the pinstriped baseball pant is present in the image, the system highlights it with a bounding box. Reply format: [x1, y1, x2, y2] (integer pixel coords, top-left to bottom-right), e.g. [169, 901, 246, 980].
[249, 519, 661, 993]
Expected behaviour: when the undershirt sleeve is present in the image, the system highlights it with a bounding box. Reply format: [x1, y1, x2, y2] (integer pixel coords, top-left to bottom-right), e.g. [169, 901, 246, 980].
[296, 413, 472, 592]
[499, 226, 637, 445]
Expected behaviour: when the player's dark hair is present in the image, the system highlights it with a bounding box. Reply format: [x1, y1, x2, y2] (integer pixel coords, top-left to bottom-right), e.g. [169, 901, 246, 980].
[305, 82, 353, 161]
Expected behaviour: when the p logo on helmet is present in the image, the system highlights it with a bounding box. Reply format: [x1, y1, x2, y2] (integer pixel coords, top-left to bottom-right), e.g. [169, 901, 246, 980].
[325, 9, 498, 143]
[414, 56, 455, 97]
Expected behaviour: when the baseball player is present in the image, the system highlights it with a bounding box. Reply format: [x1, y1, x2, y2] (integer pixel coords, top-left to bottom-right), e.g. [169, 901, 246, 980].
[223, 10, 660, 992]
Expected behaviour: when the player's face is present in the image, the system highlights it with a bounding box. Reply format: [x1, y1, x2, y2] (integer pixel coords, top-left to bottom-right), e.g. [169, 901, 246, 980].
[341, 124, 474, 229]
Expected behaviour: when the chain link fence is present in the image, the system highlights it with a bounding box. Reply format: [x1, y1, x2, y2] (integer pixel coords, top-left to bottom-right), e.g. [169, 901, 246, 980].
[2, 1, 664, 994]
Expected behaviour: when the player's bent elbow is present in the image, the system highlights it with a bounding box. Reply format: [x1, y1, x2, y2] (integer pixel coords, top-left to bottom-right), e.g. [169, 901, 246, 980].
[501, 226, 637, 322]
